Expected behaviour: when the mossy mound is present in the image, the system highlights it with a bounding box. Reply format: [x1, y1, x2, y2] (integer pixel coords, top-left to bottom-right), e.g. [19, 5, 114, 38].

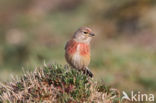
[0, 64, 120, 103]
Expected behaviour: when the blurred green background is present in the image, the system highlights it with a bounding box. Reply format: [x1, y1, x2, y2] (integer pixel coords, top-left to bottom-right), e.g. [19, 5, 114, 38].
[0, 0, 156, 98]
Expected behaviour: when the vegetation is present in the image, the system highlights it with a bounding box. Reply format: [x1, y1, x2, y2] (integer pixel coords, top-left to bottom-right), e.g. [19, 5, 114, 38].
[0, 64, 120, 103]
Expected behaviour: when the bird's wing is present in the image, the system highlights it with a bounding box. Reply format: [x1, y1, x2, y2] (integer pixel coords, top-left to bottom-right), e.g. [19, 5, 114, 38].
[64, 41, 69, 50]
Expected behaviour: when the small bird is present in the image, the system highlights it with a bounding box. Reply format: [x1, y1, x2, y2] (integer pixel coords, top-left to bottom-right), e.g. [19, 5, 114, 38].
[65, 27, 95, 77]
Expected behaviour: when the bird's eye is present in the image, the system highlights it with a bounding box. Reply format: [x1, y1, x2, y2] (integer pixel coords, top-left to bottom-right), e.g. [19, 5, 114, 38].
[83, 32, 88, 34]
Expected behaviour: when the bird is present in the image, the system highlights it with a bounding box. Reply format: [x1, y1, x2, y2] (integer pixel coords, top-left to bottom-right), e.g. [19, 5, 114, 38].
[65, 27, 95, 77]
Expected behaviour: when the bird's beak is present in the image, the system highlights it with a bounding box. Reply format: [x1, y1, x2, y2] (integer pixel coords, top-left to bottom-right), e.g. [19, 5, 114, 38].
[89, 33, 95, 37]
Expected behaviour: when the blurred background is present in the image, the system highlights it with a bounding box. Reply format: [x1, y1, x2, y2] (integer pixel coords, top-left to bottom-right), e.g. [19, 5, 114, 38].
[0, 0, 156, 98]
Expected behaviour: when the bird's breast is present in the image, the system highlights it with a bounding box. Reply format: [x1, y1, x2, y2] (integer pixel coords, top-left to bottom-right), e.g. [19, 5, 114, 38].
[65, 40, 90, 69]
[79, 43, 90, 56]
[66, 40, 90, 56]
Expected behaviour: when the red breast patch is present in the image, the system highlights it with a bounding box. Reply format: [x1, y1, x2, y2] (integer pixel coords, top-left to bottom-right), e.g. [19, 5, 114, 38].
[79, 43, 90, 56]
[66, 40, 78, 54]
[66, 40, 90, 56]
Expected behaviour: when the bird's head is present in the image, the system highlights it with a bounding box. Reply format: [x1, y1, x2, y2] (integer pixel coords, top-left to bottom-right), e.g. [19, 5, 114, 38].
[72, 27, 95, 44]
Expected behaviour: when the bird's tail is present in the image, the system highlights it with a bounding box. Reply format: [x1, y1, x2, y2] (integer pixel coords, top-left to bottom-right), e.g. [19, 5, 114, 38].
[83, 67, 93, 78]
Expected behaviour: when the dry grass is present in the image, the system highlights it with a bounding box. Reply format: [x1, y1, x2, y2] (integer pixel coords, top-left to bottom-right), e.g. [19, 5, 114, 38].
[0, 64, 120, 103]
